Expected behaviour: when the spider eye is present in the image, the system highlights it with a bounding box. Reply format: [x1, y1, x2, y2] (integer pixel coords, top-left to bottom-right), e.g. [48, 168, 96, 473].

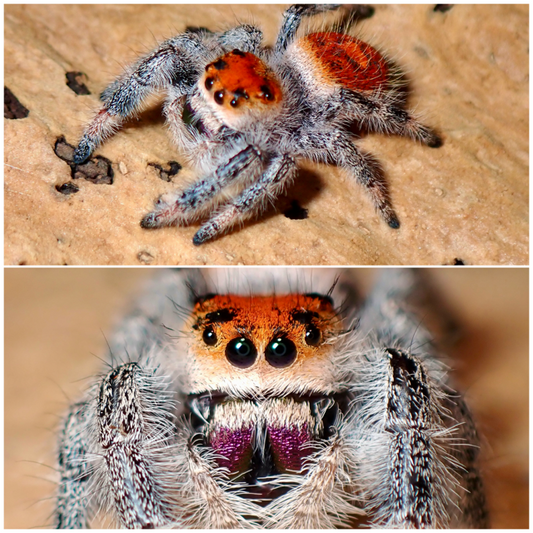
[226, 337, 257, 368]
[260, 84, 273, 101]
[214, 90, 225, 105]
[265, 337, 297, 368]
[205, 77, 214, 90]
[304, 325, 321, 346]
[202, 326, 217, 346]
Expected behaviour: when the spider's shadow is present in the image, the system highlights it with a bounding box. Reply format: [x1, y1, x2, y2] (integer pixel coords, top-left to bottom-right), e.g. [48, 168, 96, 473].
[240, 166, 326, 232]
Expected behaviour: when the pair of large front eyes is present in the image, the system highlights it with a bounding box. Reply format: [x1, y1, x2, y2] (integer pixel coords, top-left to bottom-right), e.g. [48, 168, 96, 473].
[202, 325, 321, 368]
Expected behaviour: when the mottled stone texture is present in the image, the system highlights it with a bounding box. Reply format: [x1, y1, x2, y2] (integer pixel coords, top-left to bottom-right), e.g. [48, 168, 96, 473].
[4, 5, 528, 265]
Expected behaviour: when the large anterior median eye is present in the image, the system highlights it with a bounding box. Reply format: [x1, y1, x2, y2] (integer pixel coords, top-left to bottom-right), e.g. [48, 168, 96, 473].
[226, 337, 257, 368]
[265, 337, 297, 368]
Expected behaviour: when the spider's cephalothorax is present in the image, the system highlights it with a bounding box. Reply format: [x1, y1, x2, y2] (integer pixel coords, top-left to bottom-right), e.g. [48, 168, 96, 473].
[73, 5, 442, 245]
[186, 293, 347, 503]
[55, 269, 488, 529]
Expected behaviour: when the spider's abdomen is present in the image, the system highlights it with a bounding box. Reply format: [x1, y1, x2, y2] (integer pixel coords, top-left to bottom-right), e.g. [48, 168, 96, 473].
[291, 32, 389, 93]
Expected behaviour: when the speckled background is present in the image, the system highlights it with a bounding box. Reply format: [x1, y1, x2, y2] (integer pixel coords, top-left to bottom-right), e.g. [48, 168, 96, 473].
[4, 4, 528, 265]
[5, 268, 528, 528]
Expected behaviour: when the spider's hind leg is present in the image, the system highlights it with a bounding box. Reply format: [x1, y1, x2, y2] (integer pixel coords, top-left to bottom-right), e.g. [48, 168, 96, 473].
[341, 89, 443, 148]
[316, 133, 400, 229]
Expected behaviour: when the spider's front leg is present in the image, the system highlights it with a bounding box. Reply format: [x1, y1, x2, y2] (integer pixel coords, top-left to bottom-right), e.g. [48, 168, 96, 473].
[266, 428, 361, 528]
[140, 144, 263, 232]
[74, 33, 207, 164]
[193, 153, 298, 244]
[95, 362, 178, 528]
[352, 270, 488, 528]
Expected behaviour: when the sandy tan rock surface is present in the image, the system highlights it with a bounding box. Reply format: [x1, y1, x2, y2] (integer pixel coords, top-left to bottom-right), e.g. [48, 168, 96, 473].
[4, 268, 529, 528]
[4, 5, 528, 265]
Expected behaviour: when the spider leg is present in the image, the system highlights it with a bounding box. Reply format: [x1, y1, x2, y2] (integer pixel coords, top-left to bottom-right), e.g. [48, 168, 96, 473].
[55, 402, 95, 528]
[74, 33, 208, 164]
[304, 132, 400, 228]
[266, 430, 361, 528]
[351, 269, 488, 527]
[183, 438, 262, 528]
[96, 362, 178, 528]
[192, 154, 297, 245]
[275, 4, 343, 53]
[140, 144, 263, 230]
[341, 89, 443, 147]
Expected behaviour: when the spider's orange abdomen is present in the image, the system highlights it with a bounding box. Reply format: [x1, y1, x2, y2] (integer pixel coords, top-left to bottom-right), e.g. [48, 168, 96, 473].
[296, 32, 389, 92]
[202, 49, 283, 111]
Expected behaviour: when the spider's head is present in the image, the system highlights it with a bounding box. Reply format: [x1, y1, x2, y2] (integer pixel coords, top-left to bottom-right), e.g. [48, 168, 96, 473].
[200, 49, 283, 129]
[184, 292, 344, 398]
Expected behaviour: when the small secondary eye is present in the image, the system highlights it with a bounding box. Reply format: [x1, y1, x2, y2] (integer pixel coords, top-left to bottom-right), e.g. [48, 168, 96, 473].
[266, 337, 297, 368]
[202, 326, 217, 346]
[226, 337, 257, 368]
[260, 84, 273, 101]
[304, 325, 321, 346]
[214, 90, 225, 105]
[205, 77, 214, 90]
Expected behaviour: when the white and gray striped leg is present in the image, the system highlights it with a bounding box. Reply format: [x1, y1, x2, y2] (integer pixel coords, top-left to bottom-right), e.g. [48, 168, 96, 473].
[266, 431, 361, 528]
[341, 89, 442, 148]
[96, 363, 178, 528]
[193, 154, 297, 245]
[140, 145, 263, 230]
[56, 402, 95, 528]
[74, 33, 208, 163]
[352, 269, 488, 528]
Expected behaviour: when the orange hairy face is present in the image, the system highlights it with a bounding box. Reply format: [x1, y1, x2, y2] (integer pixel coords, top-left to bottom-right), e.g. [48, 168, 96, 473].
[186, 293, 343, 395]
[299, 32, 389, 92]
[201, 49, 283, 117]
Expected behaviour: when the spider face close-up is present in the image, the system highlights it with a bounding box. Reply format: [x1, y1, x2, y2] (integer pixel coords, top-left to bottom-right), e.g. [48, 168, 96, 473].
[74, 4, 442, 245]
[46, 268, 491, 528]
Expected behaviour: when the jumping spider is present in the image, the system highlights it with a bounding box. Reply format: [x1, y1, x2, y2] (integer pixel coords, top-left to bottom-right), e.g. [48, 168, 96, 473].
[55, 269, 487, 528]
[73, 5, 442, 245]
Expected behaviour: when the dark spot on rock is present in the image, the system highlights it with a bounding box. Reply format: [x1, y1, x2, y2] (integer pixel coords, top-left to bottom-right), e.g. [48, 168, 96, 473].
[453, 258, 465, 265]
[55, 137, 114, 184]
[56, 182, 80, 195]
[4, 87, 29, 119]
[73, 156, 114, 184]
[137, 250, 154, 264]
[54, 137, 76, 162]
[284, 200, 308, 220]
[54, 136, 113, 184]
[148, 161, 182, 182]
[65, 71, 91, 95]
[434, 4, 454, 12]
